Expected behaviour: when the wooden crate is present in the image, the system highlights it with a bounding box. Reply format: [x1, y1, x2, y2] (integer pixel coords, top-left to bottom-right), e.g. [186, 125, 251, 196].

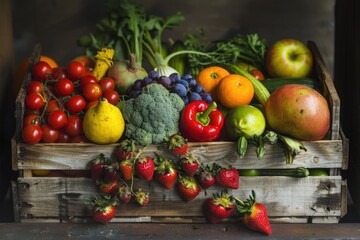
[11, 42, 348, 223]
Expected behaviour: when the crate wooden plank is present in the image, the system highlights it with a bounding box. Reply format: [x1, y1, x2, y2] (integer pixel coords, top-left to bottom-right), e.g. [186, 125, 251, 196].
[13, 140, 344, 171]
[16, 176, 343, 221]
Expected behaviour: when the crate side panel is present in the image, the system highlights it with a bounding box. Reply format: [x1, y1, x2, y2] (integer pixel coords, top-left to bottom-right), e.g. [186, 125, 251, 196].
[17, 176, 342, 220]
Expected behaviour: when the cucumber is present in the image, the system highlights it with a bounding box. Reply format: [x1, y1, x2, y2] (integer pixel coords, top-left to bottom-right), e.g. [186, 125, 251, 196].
[261, 77, 323, 93]
[239, 167, 309, 178]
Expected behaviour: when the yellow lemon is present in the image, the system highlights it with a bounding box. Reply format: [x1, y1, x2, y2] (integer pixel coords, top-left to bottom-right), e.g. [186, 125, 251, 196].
[83, 98, 125, 144]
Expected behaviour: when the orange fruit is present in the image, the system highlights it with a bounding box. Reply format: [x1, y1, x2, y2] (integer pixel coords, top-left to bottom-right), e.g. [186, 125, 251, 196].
[39, 55, 58, 69]
[196, 66, 230, 101]
[217, 74, 254, 108]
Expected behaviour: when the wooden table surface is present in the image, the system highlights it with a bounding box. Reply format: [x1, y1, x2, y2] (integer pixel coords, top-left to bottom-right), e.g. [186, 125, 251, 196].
[1, 223, 360, 240]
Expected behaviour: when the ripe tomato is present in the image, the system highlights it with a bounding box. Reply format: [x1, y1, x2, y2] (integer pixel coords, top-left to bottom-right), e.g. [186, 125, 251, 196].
[69, 135, 91, 143]
[23, 113, 41, 127]
[57, 129, 70, 143]
[66, 95, 86, 114]
[27, 81, 44, 93]
[32, 61, 53, 81]
[41, 124, 59, 143]
[55, 78, 74, 96]
[85, 100, 98, 111]
[103, 90, 119, 105]
[47, 109, 68, 129]
[79, 74, 97, 91]
[64, 115, 83, 137]
[51, 66, 66, 80]
[99, 77, 115, 92]
[22, 125, 43, 144]
[66, 61, 85, 80]
[25, 92, 45, 110]
[249, 69, 265, 80]
[46, 99, 60, 113]
[82, 82, 102, 101]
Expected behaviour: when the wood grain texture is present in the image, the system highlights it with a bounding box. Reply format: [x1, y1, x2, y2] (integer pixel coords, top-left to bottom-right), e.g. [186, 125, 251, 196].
[14, 176, 344, 222]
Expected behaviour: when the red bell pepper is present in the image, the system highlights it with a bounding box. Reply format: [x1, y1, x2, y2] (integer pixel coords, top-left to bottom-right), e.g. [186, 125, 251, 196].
[180, 100, 224, 142]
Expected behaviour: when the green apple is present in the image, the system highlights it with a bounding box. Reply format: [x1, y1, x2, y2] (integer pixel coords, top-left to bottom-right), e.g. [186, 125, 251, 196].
[266, 39, 313, 78]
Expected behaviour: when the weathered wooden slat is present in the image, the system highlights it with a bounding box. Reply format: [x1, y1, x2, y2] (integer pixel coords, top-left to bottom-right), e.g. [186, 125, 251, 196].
[14, 140, 344, 170]
[16, 176, 343, 221]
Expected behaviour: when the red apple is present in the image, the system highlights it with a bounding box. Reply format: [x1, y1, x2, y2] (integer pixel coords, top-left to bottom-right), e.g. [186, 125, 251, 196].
[266, 39, 313, 78]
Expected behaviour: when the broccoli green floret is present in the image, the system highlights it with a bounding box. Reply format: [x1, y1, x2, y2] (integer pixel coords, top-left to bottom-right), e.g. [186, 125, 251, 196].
[121, 83, 185, 145]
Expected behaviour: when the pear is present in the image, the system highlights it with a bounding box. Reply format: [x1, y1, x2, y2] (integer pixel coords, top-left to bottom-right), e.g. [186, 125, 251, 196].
[83, 98, 125, 144]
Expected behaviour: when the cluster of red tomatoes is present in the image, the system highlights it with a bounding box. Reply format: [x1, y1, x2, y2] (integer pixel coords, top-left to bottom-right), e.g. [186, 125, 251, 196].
[22, 59, 119, 144]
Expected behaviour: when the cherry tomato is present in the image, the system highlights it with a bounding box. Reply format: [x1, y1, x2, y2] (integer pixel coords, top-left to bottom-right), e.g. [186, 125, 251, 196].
[51, 66, 66, 80]
[23, 113, 41, 127]
[69, 135, 90, 143]
[85, 100, 98, 111]
[103, 90, 119, 105]
[57, 129, 70, 143]
[66, 95, 86, 114]
[27, 81, 44, 93]
[79, 74, 97, 90]
[64, 115, 83, 137]
[47, 109, 68, 129]
[99, 77, 115, 92]
[32, 61, 53, 81]
[82, 82, 102, 101]
[249, 69, 265, 81]
[41, 124, 59, 143]
[55, 78, 74, 96]
[66, 61, 85, 80]
[46, 99, 60, 113]
[25, 92, 45, 110]
[22, 125, 43, 144]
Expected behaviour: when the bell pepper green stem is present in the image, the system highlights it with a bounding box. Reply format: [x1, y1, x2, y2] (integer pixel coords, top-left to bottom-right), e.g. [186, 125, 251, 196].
[196, 102, 217, 126]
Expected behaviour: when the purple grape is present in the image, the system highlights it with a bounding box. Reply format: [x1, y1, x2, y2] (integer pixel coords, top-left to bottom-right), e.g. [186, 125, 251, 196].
[148, 70, 159, 79]
[193, 84, 205, 94]
[189, 92, 202, 102]
[157, 76, 171, 88]
[202, 92, 213, 103]
[179, 79, 189, 89]
[182, 95, 189, 105]
[181, 73, 193, 81]
[169, 73, 181, 84]
[172, 83, 187, 97]
[129, 89, 141, 98]
[133, 79, 143, 90]
[188, 79, 197, 88]
[142, 76, 153, 86]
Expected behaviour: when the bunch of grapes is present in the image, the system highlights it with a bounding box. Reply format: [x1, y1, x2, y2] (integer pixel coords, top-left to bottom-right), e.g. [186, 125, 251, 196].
[126, 70, 212, 105]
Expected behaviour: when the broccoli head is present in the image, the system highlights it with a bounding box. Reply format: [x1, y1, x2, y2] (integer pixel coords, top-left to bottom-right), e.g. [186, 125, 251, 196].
[121, 83, 185, 145]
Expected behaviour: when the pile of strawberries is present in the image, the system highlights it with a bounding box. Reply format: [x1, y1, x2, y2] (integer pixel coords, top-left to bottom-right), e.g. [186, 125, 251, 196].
[87, 134, 272, 235]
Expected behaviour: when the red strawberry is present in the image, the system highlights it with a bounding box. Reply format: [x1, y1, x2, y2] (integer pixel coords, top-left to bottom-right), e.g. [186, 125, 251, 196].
[179, 154, 199, 176]
[98, 180, 119, 196]
[119, 159, 134, 181]
[177, 175, 200, 202]
[87, 195, 117, 224]
[235, 190, 272, 235]
[167, 134, 188, 155]
[134, 189, 150, 206]
[90, 153, 110, 181]
[216, 167, 239, 189]
[117, 184, 132, 204]
[197, 170, 216, 189]
[115, 139, 137, 161]
[206, 190, 234, 224]
[135, 157, 155, 181]
[155, 156, 178, 189]
[104, 163, 121, 182]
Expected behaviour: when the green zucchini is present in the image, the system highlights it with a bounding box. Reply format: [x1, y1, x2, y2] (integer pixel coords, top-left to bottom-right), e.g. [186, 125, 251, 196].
[261, 77, 323, 93]
[240, 167, 309, 178]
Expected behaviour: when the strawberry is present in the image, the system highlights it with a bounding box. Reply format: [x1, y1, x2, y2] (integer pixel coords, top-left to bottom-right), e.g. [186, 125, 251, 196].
[167, 134, 188, 155]
[197, 164, 216, 189]
[216, 166, 239, 189]
[177, 175, 200, 202]
[115, 139, 137, 161]
[119, 159, 134, 181]
[117, 184, 132, 204]
[104, 163, 121, 182]
[206, 190, 234, 224]
[135, 157, 155, 181]
[134, 189, 150, 206]
[90, 153, 110, 181]
[154, 155, 178, 189]
[98, 180, 119, 196]
[179, 154, 199, 176]
[87, 195, 117, 224]
[235, 190, 272, 235]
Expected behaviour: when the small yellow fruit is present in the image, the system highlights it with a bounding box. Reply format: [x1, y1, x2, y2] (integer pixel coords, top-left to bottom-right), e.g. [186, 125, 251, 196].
[83, 98, 125, 144]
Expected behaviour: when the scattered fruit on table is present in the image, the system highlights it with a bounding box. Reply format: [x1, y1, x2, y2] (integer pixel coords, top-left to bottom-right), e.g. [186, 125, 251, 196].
[86, 195, 117, 225]
[206, 190, 234, 224]
[215, 165, 240, 189]
[177, 175, 201, 202]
